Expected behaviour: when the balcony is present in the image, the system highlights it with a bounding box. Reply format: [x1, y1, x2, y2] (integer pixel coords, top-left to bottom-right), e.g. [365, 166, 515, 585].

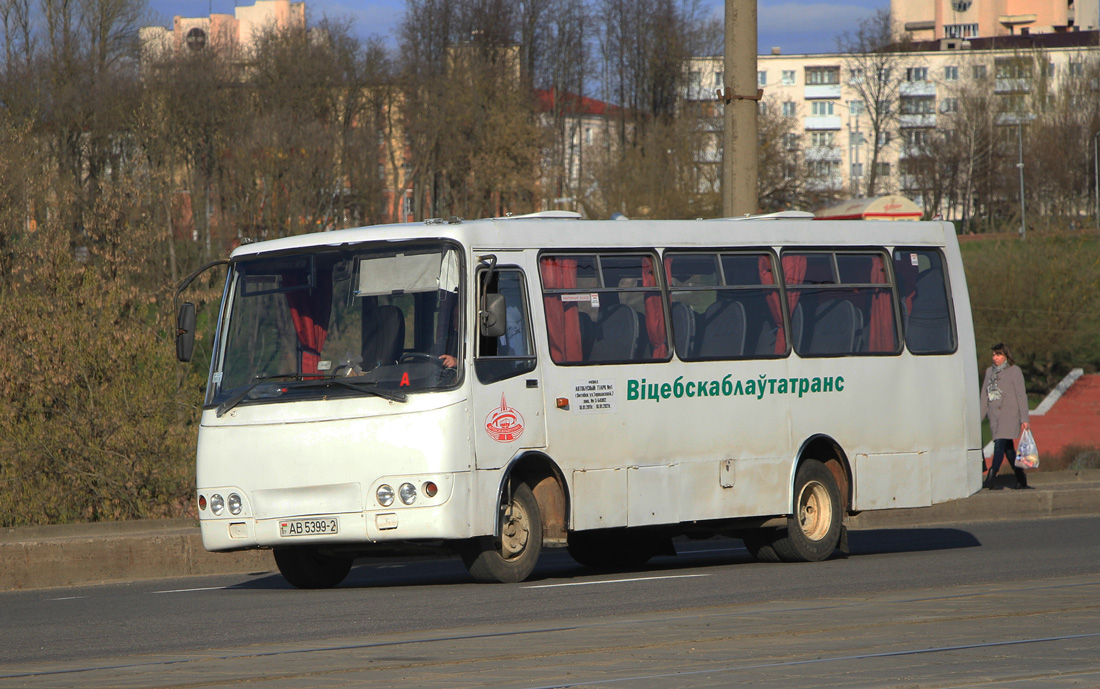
[900, 81, 936, 97]
[804, 84, 842, 100]
[995, 78, 1032, 94]
[804, 115, 842, 130]
[899, 114, 937, 128]
[996, 112, 1036, 126]
[806, 146, 842, 162]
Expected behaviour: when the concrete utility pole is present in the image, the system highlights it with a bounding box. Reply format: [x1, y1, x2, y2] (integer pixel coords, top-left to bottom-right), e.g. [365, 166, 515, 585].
[721, 0, 759, 217]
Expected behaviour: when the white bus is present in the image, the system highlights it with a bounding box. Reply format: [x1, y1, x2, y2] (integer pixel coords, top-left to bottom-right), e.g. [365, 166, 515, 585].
[175, 211, 981, 588]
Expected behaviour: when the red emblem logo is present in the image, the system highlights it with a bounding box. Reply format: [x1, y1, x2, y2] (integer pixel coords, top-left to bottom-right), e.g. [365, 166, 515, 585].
[485, 394, 524, 442]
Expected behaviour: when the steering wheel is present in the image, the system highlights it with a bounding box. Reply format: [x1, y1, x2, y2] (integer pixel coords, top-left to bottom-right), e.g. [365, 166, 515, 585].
[399, 353, 446, 367]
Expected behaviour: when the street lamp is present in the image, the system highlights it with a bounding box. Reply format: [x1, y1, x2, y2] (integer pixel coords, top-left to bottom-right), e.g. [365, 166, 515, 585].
[1017, 122, 1026, 240]
[1094, 131, 1099, 230]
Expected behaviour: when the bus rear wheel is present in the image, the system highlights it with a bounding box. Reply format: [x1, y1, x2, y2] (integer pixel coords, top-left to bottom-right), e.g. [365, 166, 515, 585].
[461, 482, 543, 583]
[273, 547, 353, 589]
[771, 459, 842, 562]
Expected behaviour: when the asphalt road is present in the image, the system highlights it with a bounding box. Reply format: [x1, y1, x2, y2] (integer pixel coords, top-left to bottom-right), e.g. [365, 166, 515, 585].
[3, 516, 1099, 688]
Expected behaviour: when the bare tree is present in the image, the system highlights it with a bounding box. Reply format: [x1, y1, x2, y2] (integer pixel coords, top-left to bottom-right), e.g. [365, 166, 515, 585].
[757, 97, 809, 212]
[838, 8, 912, 197]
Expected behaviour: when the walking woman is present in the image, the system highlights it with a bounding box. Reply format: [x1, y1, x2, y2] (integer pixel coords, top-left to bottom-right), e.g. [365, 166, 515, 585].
[979, 342, 1031, 489]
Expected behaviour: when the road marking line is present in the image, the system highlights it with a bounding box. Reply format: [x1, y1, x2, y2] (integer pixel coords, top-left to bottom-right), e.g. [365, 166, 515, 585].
[523, 574, 710, 589]
[151, 586, 230, 594]
[45, 596, 88, 601]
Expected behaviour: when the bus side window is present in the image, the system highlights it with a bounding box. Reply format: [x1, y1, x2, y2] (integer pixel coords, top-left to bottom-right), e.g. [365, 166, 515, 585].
[893, 249, 956, 354]
[665, 251, 786, 360]
[475, 269, 537, 384]
[785, 250, 900, 357]
[540, 253, 669, 365]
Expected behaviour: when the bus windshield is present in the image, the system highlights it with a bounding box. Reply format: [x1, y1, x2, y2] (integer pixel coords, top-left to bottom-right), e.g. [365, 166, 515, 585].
[207, 242, 463, 409]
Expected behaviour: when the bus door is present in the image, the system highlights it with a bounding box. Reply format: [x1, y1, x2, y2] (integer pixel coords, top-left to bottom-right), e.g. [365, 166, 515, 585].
[471, 260, 546, 470]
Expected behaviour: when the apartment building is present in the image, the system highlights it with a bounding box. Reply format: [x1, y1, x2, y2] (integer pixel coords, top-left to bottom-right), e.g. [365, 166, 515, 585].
[687, 30, 1100, 215]
[892, 0, 1098, 42]
[140, 0, 305, 58]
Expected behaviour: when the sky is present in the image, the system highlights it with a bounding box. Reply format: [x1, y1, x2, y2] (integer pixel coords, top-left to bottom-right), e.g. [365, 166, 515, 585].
[145, 0, 888, 56]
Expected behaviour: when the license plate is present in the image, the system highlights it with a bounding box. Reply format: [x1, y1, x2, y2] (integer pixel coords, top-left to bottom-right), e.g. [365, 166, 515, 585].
[279, 517, 339, 537]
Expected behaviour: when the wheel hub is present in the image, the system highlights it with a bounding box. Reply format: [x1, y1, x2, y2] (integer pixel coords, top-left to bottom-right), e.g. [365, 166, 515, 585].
[500, 502, 530, 558]
[798, 480, 832, 541]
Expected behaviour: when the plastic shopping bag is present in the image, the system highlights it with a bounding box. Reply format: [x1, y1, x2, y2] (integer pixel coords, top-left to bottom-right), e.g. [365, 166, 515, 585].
[1015, 429, 1039, 469]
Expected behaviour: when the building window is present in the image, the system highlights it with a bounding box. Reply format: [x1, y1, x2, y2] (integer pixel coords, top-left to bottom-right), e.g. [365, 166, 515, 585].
[1047, 61, 1056, 78]
[784, 132, 800, 149]
[811, 100, 835, 116]
[849, 100, 864, 116]
[715, 71, 724, 86]
[944, 23, 978, 38]
[811, 131, 836, 147]
[806, 66, 840, 85]
[972, 64, 988, 80]
[900, 96, 935, 114]
[809, 160, 841, 177]
[903, 129, 930, 148]
[906, 67, 928, 82]
[689, 70, 702, 93]
[995, 59, 1031, 79]
[1000, 93, 1028, 113]
[939, 97, 958, 113]
[758, 70, 767, 86]
[876, 162, 891, 178]
[1070, 62, 1084, 77]
[851, 162, 863, 178]
[782, 70, 796, 85]
[944, 65, 958, 81]
[782, 101, 797, 117]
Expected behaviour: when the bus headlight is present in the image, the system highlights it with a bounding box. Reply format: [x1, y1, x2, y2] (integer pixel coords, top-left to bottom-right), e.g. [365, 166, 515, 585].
[210, 493, 225, 516]
[377, 484, 395, 507]
[399, 483, 417, 505]
[227, 493, 242, 515]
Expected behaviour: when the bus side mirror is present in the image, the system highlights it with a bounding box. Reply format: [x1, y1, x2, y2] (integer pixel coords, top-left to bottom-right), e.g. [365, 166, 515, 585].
[479, 293, 506, 338]
[176, 302, 197, 363]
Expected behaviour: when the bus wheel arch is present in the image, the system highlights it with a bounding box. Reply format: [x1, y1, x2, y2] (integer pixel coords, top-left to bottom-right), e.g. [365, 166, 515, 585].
[461, 453, 568, 583]
[796, 435, 852, 512]
[501, 452, 569, 547]
[774, 437, 849, 562]
[746, 436, 849, 564]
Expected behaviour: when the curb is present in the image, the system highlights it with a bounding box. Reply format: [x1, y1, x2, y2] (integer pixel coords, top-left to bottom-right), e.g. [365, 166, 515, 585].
[3, 471, 1099, 591]
[1, 520, 271, 591]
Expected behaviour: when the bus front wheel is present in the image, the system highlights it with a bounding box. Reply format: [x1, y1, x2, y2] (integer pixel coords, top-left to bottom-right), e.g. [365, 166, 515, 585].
[273, 547, 353, 589]
[461, 482, 543, 583]
[771, 459, 842, 562]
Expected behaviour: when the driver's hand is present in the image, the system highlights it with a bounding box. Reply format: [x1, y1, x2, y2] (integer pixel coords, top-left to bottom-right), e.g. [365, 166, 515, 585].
[438, 354, 457, 368]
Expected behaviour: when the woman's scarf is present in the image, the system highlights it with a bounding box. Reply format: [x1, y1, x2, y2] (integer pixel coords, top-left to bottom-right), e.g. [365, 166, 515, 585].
[987, 361, 1008, 401]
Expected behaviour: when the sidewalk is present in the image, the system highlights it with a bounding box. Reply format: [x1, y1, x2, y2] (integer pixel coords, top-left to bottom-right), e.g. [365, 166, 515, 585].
[4, 470, 1099, 591]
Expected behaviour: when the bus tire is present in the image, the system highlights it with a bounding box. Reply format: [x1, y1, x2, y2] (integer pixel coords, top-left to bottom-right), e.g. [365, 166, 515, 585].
[742, 530, 781, 562]
[566, 529, 660, 570]
[273, 547, 353, 589]
[771, 459, 842, 562]
[461, 482, 542, 583]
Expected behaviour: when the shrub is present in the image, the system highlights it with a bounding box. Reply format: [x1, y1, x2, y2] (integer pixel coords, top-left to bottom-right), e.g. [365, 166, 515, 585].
[963, 234, 1100, 392]
[0, 188, 203, 526]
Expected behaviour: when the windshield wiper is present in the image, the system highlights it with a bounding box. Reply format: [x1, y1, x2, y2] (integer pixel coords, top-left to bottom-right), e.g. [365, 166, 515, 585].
[296, 377, 409, 403]
[215, 373, 407, 417]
